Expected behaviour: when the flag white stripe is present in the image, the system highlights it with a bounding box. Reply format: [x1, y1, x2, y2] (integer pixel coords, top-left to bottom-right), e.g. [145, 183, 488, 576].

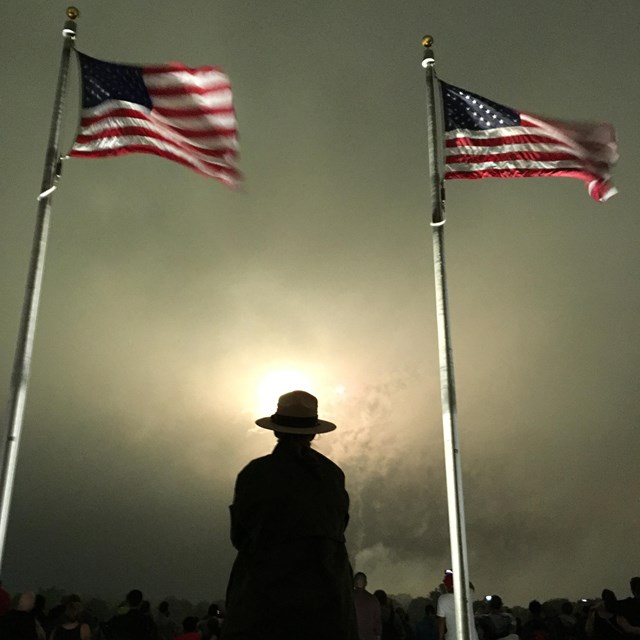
[445, 142, 575, 156]
[78, 113, 239, 152]
[84, 100, 151, 117]
[80, 101, 236, 130]
[446, 125, 541, 139]
[72, 134, 238, 173]
[446, 159, 596, 172]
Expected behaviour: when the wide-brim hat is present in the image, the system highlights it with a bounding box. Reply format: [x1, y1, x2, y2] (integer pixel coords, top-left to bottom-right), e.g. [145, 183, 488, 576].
[255, 390, 337, 434]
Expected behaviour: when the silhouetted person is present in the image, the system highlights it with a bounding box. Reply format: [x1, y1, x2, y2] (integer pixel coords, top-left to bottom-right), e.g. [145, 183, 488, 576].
[0, 591, 45, 640]
[175, 616, 200, 640]
[477, 595, 517, 640]
[576, 602, 594, 640]
[415, 604, 438, 640]
[436, 571, 479, 640]
[555, 602, 577, 640]
[47, 595, 76, 635]
[221, 390, 357, 640]
[586, 590, 626, 640]
[353, 572, 381, 640]
[32, 595, 47, 634]
[155, 601, 178, 640]
[619, 578, 640, 628]
[103, 589, 157, 640]
[50, 600, 91, 640]
[521, 600, 551, 640]
[198, 603, 222, 640]
[396, 607, 414, 640]
[374, 590, 404, 640]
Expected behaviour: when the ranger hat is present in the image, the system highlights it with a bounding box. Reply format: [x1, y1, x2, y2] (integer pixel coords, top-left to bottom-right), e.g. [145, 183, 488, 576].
[255, 390, 337, 434]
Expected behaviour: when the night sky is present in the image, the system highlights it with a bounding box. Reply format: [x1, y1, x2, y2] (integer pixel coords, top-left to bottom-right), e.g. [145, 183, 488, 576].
[1, 0, 639, 608]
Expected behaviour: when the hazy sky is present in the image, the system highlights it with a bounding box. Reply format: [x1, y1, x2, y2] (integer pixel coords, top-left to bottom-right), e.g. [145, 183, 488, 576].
[1, 0, 639, 609]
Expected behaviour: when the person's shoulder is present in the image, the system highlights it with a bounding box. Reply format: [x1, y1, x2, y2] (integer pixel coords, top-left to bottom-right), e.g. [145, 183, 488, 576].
[311, 448, 345, 475]
[365, 589, 380, 603]
[619, 597, 639, 608]
[354, 588, 378, 602]
[238, 453, 274, 475]
[238, 447, 345, 480]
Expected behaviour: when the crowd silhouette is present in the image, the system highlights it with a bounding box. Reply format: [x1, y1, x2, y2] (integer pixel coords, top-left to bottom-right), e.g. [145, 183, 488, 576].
[0, 575, 638, 640]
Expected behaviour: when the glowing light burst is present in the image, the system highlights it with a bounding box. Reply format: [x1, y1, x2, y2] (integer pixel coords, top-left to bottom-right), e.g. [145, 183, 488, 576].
[255, 369, 315, 417]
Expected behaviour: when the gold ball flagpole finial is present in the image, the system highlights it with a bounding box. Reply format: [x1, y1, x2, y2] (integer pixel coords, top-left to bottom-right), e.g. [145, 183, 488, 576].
[66, 6, 80, 19]
[421, 34, 435, 67]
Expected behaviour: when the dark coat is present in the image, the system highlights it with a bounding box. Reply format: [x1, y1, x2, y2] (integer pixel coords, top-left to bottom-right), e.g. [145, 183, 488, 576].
[102, 609, 157, 640]
[221, 440, 357, 640]
[0, 610, 41, 640]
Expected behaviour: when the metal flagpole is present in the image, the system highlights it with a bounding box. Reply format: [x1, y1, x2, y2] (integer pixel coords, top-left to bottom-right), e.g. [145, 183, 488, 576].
[0, 7, 79, 572]
[421, 35, 474, 640]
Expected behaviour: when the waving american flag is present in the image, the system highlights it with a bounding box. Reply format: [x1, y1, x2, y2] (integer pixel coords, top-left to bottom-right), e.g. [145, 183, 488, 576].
[441, 81, 617, 202]
[70, 52, 240, 187]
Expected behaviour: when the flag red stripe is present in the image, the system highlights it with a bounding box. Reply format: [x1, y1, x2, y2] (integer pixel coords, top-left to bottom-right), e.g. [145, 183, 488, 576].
[446, 168, 597, 181]
[80, 106, 235, 125]
[445, 168, 615, 202]
[446, 151, 583, 164]
[152, 105, 235, 118]
[79, 115, 238, 141]
[69, 145, 239, 181]
[147, 84, 230, 97]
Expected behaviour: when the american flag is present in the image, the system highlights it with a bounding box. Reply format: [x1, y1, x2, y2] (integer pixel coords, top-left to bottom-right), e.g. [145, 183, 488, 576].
[70, 52, 240, 187]
[441, 81, 617, 202]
